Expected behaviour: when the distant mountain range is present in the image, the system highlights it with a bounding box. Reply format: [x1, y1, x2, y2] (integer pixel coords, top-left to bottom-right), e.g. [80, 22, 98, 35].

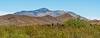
[0, 8, 90, 25]
[14, 8, 66, 16]
[14, 8, 87, 19]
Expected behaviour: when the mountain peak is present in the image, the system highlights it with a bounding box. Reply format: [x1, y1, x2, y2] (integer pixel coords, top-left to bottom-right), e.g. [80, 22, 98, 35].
[34, 8, 51, 12]
[39, 8, 49, 10]
[14, 8, 88, 20]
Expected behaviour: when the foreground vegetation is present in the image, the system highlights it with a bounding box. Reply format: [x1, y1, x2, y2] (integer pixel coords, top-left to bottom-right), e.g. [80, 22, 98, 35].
[0, 19, 100, 38]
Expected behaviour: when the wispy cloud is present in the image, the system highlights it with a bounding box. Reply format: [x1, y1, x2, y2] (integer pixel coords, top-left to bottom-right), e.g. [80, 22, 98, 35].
[0, 11, 14, 16]
[85, 16, 100, 20]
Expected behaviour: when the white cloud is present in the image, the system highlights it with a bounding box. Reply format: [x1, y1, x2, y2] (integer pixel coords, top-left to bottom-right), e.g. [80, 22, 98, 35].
[85, 17, 100, 20]
[0, 11, 14, 16]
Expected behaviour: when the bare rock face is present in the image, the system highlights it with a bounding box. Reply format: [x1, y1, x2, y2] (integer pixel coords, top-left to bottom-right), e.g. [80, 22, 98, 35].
[56, 13, 74, 22]
[0, 13, 73, 25]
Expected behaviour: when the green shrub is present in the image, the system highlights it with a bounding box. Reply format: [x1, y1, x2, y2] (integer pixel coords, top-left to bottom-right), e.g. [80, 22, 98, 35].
[64, 18, 90, 28]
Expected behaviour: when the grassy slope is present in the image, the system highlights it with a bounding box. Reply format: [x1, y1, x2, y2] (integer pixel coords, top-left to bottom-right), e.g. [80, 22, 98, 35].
[0, 19, 100, 38]
[0, 25, 100, 38]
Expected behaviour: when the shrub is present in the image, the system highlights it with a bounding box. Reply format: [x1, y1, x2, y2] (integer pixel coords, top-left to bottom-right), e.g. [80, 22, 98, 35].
[64, 18, 89, 28]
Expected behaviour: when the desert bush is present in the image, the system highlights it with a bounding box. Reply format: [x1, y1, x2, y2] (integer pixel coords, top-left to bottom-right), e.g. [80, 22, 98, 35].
[64, 18, 90, 28]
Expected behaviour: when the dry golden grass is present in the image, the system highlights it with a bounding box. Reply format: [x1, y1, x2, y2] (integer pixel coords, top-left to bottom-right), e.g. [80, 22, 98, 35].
[0, 19, 100, 38]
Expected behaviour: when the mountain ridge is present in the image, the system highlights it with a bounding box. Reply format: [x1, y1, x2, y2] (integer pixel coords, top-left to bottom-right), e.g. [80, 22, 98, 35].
[14, 8, 86, 18]
[0, 8, 90, 25]
[0, 13, 74, 25]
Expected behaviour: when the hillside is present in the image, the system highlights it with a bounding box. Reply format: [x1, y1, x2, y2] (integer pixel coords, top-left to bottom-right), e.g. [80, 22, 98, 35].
[0, 13, 74, 25]
[0, 8, 90, 25]
[0, 8, 100, 38]
[0, 18, 100, 38]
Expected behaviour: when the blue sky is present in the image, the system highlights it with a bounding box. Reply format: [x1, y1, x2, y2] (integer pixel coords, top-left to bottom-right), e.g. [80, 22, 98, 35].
[0, 0, 99, 19]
